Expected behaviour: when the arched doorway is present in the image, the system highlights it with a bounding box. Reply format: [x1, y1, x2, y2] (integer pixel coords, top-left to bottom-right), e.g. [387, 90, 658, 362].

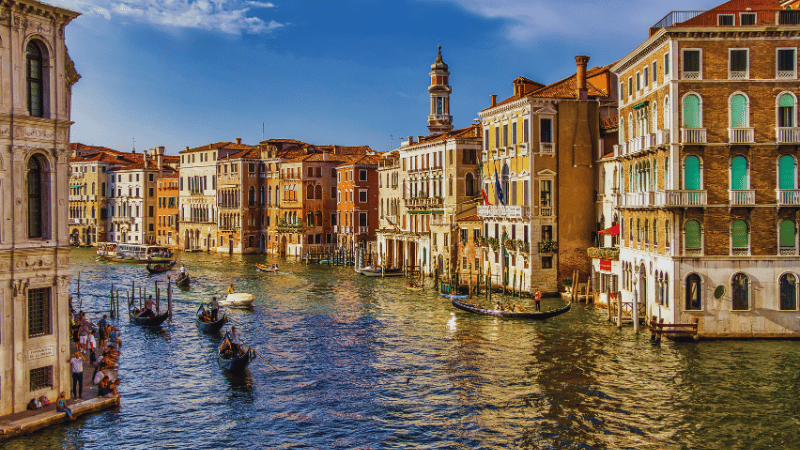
[280, 236, 288, 256]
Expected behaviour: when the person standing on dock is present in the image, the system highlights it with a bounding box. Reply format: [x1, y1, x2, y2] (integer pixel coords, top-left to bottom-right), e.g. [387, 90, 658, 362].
[534, 289, 541, 312]
[69, 351, 85, 399]
[209, 297, 220, 322]
[97, 314, 108, 349]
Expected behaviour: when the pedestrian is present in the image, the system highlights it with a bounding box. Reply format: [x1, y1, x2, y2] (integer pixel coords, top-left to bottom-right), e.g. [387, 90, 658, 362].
[209, 296, 220, 322]
[534, 288, 541, 312]
[56, 392, 75, 421]
[87, 330, 97, 364]
[78, 316, 90, 353]
[69, 351, 85, 399]
[97, 314, 108, 349]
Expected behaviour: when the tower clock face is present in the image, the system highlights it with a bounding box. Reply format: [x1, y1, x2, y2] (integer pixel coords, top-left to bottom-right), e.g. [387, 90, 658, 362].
[436, 97, 444, 115]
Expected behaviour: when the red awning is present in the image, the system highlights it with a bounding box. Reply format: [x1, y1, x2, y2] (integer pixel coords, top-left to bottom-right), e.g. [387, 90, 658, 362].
[598, 225, 619, 236]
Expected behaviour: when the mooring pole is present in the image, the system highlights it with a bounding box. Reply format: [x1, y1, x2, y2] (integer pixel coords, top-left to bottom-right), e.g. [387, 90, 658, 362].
[167, 277, 173, 319]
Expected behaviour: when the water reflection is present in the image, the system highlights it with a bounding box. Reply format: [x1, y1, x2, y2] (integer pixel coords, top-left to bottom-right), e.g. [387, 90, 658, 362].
[3, 248, 800, 449]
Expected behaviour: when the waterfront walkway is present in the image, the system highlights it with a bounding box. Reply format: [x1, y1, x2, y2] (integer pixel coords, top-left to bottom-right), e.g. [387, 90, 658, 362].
[0, 328, 120, 441]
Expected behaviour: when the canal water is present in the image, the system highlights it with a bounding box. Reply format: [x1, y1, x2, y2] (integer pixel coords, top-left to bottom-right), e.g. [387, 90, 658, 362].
[6, 248, 800, 449]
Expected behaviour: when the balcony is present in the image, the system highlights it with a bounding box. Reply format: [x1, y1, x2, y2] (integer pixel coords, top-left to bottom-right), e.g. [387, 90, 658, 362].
[780, 246, 797, 256]
[477, 205, 530, 219]
[518, 143, 528, 156]
[777, 189, 800, 206]
[358, 226, 370, 235]
[540, 207, 554, 217]
[776, 127, 800, 144]
[728, 128, 754, 144]
[619, 192, 655, 209]
[112, 216, 133, 224]
[683, 71, 701, 80]
[681, 128, 707, 144]
[657, 190, 707, 207]
[540, 142, 555, 154]
[655, 129, 671, 146]
[729, 189, 756, 206]
[685, 247, 703, 257]
[404, 196, 444, 208]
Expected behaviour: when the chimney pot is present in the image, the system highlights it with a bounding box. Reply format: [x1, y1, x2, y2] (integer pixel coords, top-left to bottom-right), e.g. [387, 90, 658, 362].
[575, 55, 590, 100]
[491, 94, 497, 107]
[236, 138, 241, 145]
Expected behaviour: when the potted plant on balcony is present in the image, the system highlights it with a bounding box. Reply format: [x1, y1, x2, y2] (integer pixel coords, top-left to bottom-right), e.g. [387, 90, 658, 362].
[520, 241, 530, 254]
[487, 237, 499, 252]
[539, 239, 558, 254]
[504, 239, 516, 251]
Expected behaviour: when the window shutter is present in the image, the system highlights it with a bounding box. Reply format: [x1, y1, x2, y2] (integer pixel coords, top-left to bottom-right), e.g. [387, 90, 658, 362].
[683, 95, 700, 128]
[779, 155, 797, 190]
[684, 156, 701, 190]
[732, 220, 749, 248]
[685, 220, 701, 249]
[780, 220, 796, 248]
[730, 94, 747, 128]
[730, 156, 748, 190]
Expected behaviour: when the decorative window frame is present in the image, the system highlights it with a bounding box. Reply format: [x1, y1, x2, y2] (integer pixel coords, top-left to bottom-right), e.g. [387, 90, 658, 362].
[681, 48, 703, 80]
[730, 272, 752, 311]
[740, 12, 757, 26]
[728, 91, 751, 128]
[681, 92, 704, 128]
[730, 218, 751, 256]
[776, 47, 798, 79]
[718, 13, 735, 26]
[777, 271, 800, 311]
[685, 272, 703, 311]
[682, 218, 704, 256]
[728, 48, 750, 80]
[682, 154, 704, 190]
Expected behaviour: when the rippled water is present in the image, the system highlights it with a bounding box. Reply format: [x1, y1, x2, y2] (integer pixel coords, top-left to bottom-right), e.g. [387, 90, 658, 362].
[6, 249, 800, 449]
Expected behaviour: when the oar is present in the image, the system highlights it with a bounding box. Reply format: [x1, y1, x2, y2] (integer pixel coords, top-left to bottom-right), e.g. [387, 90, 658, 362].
[226, 316, 247, 329]
[241, 339, 281, 371]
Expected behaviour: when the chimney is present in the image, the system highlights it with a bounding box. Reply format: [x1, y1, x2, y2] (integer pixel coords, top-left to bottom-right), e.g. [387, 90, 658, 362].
[575, 55, 590, 100]
[323, 152, 329, 162]
[236, 138, 242, 145]
[491, 94, 497, 107]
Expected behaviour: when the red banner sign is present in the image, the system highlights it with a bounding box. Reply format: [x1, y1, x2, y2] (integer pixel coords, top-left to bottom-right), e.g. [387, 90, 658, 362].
[600, 259, 611, 271]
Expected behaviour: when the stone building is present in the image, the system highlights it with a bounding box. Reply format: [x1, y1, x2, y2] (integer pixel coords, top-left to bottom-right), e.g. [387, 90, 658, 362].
[336, 155, 381, 255]
[478, 57, 617, 294]
[178, 139, 250, 251]
[216, 146, 268, 254]
[0, 0, 80, 414]
[156, 173, 179, 248]
[611, 0, 800, 337]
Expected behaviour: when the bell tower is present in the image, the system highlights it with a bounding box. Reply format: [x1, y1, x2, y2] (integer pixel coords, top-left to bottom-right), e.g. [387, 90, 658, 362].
[427, 46, 453, 135]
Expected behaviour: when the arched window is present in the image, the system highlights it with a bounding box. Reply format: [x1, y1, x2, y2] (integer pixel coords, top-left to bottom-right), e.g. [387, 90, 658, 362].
[501, 164, 510, 204]
[780, 273, 798, 310]
[448, 175, 454, 197]
[652, 101, 658, 132]
[653, 159, 658, 191]
[619, 116, 624, 142]
[653, 219, 658, 248]
[26, 41, 44, 118]
[779, 219, 797, 255]
[731, 219, 749, 255]
[260, 186, 265, 206]
[683, 94, 701, 128]
[636, 218, 641, 245]
[664, 273, 670, 307]
[629, 217, 634, 242]
[248, 187, 255, 206]
[730, 93, 748, 128]
[306, 184, 314, 200]
[465, 173, 475, 197]
[685, 220, 701, 252]
[686, 273, 701, 310]
[644, 219, 650, 245]
[732, 273, 749, 310]
[628, 112, 633, 139]
[778, 93, 797, 128]
[730, 155, 749, 190]
[778, 155, 797, 190]
[664, 96, 671, 129]
[683, 155, 701, 190]
[27, 157, 43, 238]
[666, 220, 671, 249]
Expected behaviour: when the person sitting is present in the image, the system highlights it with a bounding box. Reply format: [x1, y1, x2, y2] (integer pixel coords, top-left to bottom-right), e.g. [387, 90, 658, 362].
[199, 308, 212, 323]
[495, 302, 502, 310]
[97, 376, 121, 398]
[220, 338, 232, 356]
[56, 392, 75, 421]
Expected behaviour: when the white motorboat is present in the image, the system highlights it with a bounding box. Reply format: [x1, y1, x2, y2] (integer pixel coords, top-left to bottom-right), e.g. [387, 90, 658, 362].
[219, 293, 255, 308]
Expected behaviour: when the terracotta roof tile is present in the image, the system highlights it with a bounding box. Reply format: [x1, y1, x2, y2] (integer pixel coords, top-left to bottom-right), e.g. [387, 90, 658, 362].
[457, 214, 482, 222]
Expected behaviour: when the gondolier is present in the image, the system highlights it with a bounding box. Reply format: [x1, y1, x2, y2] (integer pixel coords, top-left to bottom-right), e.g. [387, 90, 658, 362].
[534, 288, 542, 312]
[209, 297, 220, 321]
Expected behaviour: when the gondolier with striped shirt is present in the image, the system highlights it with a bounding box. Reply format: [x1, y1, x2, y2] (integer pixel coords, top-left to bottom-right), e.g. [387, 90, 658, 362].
[534, 289, 541, 312]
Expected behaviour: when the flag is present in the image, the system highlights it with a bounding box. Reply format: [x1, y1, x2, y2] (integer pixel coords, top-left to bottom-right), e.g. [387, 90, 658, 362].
[481, 189, 491, 205]
[494, 168, 505, 206]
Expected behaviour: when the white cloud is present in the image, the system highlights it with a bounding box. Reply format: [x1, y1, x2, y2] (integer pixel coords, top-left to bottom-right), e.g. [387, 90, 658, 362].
[423, 0, 723, 43]
[50, 0, 284, 34]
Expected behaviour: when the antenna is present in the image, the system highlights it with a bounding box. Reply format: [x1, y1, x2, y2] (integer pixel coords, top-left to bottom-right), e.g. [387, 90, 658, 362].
[132, 138, 136, 152]
[262, 123, 265, 141]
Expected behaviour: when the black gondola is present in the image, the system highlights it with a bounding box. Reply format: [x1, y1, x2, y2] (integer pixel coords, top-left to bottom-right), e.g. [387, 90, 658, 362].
[146, 261, 176, 274]
[176, 274, 190, 288]
[195, 305, 226, 334]
[450, 298, 571, 320]
[218, 340, 254, 373]
[128, 301, 169, 326]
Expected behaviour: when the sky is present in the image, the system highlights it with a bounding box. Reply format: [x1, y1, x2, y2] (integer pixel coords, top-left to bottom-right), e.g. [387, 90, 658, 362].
[49, 0, 724, 155]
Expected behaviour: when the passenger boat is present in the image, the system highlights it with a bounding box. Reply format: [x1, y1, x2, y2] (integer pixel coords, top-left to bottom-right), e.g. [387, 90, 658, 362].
[218, 341, 254, 373]
[128, 301, 169, 326]
[96, 242, 117, 258]
[356, 266, 403, 277]
[255, 263, 278, 273]
[99, 244, 173, 264]
[195, 305, 226, 334]
[175, 273, 190, 288]
[450, 298, 571, 320]
[219, 293, 255, 308]
[146, 261, 176, 274]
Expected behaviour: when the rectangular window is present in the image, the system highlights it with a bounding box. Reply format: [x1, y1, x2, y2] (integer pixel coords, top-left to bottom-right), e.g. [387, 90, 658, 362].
[729, 49, 749, 79]
[644, 67, 649, 87]
[484, 129, 489, 150]
[494, 126, 500, 148]
[512, 121, 518, 144]
[542, 256, 553, 269]
[473, 228, 480, 243]
[652, 61, 657, 83]
[628, 77, 633, 97]
[523, 119, 529, 143]
[149, 206, 154, 217]
[540, 180, 552, 207]
[502, 124, 508, 147]
[636, 72, 641, 91]
[523, 180, 530, 206]
[683, 49, 701, 79]
[718, 14, 734, 26]
[778, 48, 797, 78]
[540, 118, 553, 143]
[665, 53, 670, 75]
[29, 366, 53, 392]
[149, 173, 154, 182]
[149, 223, 154, 231]
[741, 12, 756, 25]
[359, 190, 367, 203]
[28, 287, 51, 338]
[359, 169, 368, 181]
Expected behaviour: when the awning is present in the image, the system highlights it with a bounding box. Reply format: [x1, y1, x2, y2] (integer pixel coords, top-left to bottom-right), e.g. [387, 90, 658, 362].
[632, 101, 649, 110]
[598, 224, 619, 236]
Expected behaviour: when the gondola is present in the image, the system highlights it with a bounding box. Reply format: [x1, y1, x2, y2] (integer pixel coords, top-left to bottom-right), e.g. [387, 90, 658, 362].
[356, 266, 403, 277]
[176, 273, 190, 288]
[450, 298, 571, 320]
[255, 263, 278, 273]
[146, 261, 176, 274]
[195, 305, 226, 334]
[218, 340, 254, 373]
[440, 293, 468, 300]
[128, 301, 169, 326]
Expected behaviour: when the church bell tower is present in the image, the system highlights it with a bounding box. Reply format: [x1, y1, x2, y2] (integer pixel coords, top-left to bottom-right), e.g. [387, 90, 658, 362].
[427, 46, 453, 135]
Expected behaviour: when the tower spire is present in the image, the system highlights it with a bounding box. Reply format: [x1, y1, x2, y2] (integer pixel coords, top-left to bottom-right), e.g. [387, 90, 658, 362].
[427, 46, 453, 135]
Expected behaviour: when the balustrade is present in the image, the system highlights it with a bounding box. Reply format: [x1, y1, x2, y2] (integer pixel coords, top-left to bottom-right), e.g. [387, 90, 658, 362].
[776, 127, 800, 144]
[729, 189, 756, 206]
[777, 189, 800, 206]
[728, 128, 754, 144]
[681, 128, 707, 144]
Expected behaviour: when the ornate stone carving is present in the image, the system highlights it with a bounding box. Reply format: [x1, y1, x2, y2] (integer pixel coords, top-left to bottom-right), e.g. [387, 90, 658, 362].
[56, 275, 69, 291]
[12, 146, 29, 161]
[0, 125, 10, 137]
[12, 278, 29, 297]
[14, 126, 55, 140]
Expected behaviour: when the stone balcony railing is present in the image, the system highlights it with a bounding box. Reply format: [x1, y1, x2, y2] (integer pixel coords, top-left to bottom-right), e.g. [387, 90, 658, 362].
[619, 192, 656, 209]
[681, 128, 707, 144]
[655, 190, 708, 207]
[729, 127, 755, 144]
[477, 205, 530, 219]
[776, 127, 800, 144]
[540, 142, 555, 154]
[729, 189, 756, 206]
[777, 189, 800, 206]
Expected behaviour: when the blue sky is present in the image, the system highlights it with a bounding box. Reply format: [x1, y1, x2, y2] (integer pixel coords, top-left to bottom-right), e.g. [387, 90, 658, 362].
[51, 0, 723, 155]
